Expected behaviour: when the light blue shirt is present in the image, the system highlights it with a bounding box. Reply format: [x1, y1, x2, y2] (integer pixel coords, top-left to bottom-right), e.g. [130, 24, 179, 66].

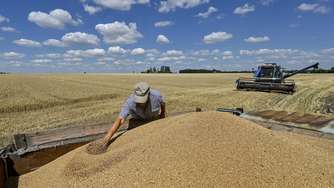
[119, 89, 165, 121]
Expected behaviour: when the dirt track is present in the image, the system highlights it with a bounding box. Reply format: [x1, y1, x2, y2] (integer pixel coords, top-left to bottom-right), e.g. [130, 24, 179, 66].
[18, 112, 334, 188]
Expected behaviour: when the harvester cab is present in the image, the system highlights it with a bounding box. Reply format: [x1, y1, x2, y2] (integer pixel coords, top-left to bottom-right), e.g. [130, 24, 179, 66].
[236, 62, 319, 94]
[254, 63, 283, 82]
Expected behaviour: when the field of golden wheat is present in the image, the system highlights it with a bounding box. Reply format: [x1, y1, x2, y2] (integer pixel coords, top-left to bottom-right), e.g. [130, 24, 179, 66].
[0, 73, 333, 146]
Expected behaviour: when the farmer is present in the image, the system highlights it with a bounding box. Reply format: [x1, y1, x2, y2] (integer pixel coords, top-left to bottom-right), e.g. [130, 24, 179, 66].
[102, 82, 166, 147]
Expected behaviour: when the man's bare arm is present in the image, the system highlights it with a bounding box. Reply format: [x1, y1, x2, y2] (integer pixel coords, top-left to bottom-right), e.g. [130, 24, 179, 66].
[103, 117, 125, 144]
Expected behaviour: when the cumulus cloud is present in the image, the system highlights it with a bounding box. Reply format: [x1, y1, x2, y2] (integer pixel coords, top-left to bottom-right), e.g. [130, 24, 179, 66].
[191, 49, 234, 61]
[43, 39, 67, 47]
[28, 9, 82, 29]
[108, 46, 127, 54]
[260, 0, 274, 6]
[203, 32, 233, 44]
[222, 51, 234, 60]
[61, 32, 100, 46]
[156, 34, 170, 44]
[244, 36, 270, 43]
[35, 53, 63, 59]
[155, 50, 185, 62]
[321, 48, 334, 54]
[154, 20, 174, 27]
[240, 49, 301, 56]
[0, 15, 9, 23]
[63, 58, 83, 62]
[297, 3, 330, 14]
[13, 38, 42, 47]
[95, 21, 143, 45]
[31, 59, 53, 63]
[64, 48, 106, 58]
[239, 48, 327, 67]
[196, 6, 218, 18]
[164, 50, 183, 56]
[83, 4, 102, 15]
[131, 48, 145, 55]
[1, 52, 25, 59]
[234, 4, 255, 15]
[159, 0, 209, 13]
[92, 0, 150, 11]
[1, 26, 16, 32]
[42, 32, 99, 47]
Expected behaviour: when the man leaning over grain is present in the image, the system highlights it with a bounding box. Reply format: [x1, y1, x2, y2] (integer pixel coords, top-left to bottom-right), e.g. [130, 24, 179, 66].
[90, 82, 166, 153]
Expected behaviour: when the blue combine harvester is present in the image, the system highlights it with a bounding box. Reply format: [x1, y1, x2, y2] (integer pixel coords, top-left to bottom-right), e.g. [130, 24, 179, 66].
[235, 62, 319, 94]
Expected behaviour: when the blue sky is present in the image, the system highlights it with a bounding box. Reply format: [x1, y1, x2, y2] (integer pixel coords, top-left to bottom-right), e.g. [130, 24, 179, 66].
[0, 0, 333, 72]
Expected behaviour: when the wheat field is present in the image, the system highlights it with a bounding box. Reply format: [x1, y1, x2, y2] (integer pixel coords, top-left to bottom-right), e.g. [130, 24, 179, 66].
[0, 73, 333, 146]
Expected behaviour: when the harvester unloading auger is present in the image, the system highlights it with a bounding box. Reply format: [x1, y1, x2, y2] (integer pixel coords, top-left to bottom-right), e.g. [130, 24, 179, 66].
[235, 62, 319, 94]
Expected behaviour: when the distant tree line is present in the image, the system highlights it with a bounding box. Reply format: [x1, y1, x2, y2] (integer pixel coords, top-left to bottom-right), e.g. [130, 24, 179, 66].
[0, 72, 9, 74]
[179, 67, 334, 74]
[179, 69, 223, 73]
[285, 68, 334, 74]
[142, 66, 172, 73]
[179, 69, 256, 73]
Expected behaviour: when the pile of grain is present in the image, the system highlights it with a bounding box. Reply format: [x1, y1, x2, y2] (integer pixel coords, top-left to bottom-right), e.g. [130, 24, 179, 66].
[19, 112, 334, 187]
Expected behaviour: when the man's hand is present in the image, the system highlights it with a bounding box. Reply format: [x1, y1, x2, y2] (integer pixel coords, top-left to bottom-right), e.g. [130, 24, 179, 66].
[86, 138, 108, 155]
[159, 112, 166, 119]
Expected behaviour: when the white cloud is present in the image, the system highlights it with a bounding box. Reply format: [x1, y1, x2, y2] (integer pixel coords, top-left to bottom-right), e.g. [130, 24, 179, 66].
[154, 21, 174, 27]
[239, 48, 327, 67]
[64, 58, 83, 62]
[196, 6, 218, 18]
[97, 57, 114, 62]
[35, 53, 63, 59]
[62, 32, 100, 45]
[64, 48, 106, 58]
[240, 49, 301, 56]
[0, 15, 9, 23]
[13, 38, 42, 47]
[234, 4, 255, 15]
[31, 59, 52, 63]
[203, 32, 233, 44]
[108, 46, 127, 54]
[321, 48, 334, 54]
[95, 21, 142, 45]
[190, 49, 234, 61]
[1, 26, 16, 32]
[131, 48, 145, 55]
[244, 36, 270, 43]
[83, 4, 102, 15]
[156, 34, 170, 44]
[157, 56, 186, 62]
[28, 9, 82, 29]
[297, 3, 330, 14]
[43, 32, 99, 47]
[43, 39, 67, 47]
[222, 51, 234, 60]
[1, 52, 25, 59]
[92, 0, 150, 11]
[260, 0, 274, 6]
[164, 50, 183, 56]
[159, 0, 209, 13]
[193, 49, 210, 56]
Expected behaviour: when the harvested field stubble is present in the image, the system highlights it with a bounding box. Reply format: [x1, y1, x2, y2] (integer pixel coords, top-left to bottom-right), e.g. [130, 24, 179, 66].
[19, 112, 334, 188]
